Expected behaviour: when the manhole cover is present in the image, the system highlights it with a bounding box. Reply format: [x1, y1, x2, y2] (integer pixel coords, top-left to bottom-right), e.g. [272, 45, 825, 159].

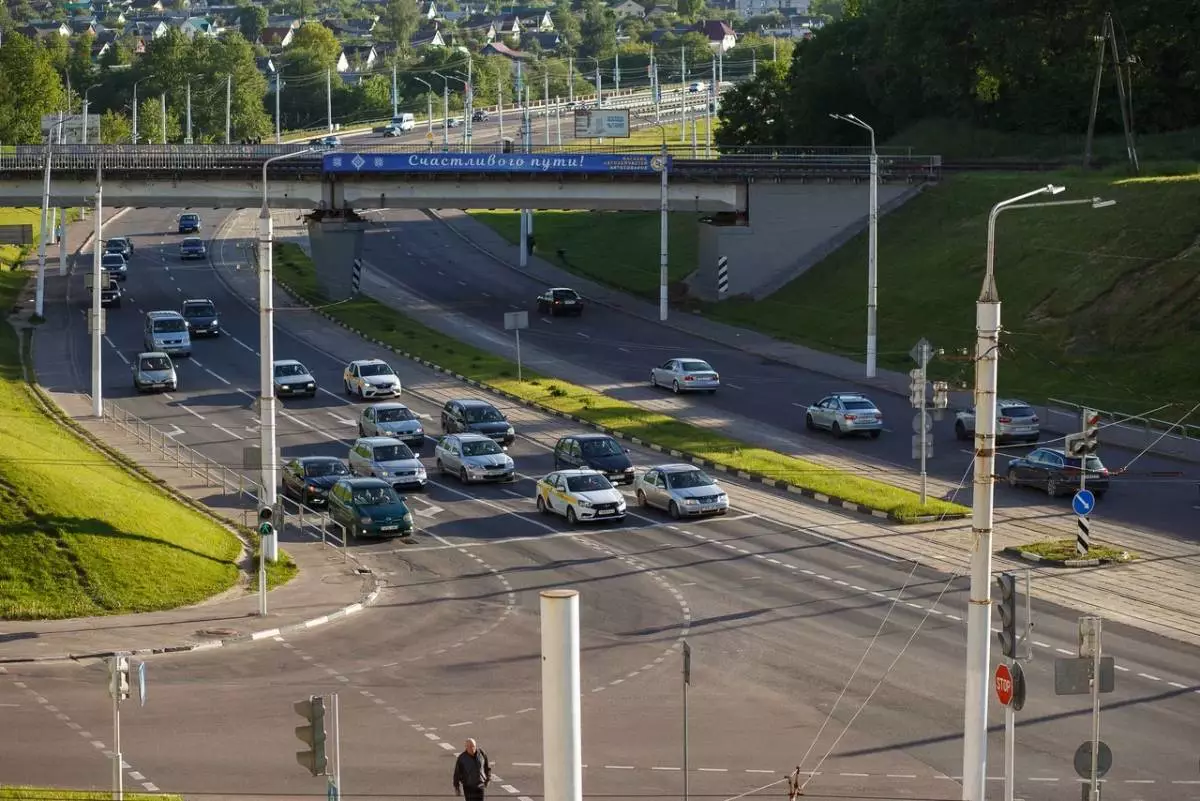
[196, 628, 240, 638]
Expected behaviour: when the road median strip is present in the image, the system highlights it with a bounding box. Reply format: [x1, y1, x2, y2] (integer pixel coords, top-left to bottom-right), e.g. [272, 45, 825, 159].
[272, 243, 969, 523]
[1003, 539, 1134, 568]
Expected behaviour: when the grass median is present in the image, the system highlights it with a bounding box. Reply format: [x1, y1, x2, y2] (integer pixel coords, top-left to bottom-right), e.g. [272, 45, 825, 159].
[0, 269, 244, 620]
[1009, 540, 1133, 563]
[1, 789, 182, 801]
[274, 243, 967, 522]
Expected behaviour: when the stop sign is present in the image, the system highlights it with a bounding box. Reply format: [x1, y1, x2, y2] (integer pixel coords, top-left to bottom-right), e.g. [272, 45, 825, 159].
[995, 663, 1014, 706]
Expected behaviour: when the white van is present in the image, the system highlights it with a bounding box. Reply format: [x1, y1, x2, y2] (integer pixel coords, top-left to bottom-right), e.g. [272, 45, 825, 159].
[392, 113, 416, 132]
[143, 310, 191, 357]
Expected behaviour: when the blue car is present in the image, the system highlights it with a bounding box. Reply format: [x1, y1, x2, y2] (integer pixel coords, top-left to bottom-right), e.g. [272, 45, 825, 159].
[180, 237, 207, 260]
[178, 213, 201, 234]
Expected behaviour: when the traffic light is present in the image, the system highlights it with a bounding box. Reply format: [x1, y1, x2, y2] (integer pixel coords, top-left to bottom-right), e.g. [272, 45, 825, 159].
[258, 506, 274, 538]
[908, 369, 925, 408]
[1080, 409, 1100, 454]
[294, 695, 328, 776]
[109, 655, 130, 701]
[995, 573, 1018, 659]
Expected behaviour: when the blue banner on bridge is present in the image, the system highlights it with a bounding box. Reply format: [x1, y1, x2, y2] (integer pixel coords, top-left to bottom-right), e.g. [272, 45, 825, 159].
[323, 152, 670, 175]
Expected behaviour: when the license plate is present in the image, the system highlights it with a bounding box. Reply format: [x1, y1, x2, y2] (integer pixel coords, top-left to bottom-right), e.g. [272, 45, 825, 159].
[563, 300, 577, 305]
[380, 525, 399, 532]
[597, 509, 614, 516]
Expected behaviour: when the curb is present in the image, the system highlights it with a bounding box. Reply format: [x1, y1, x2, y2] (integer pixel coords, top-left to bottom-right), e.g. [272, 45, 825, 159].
[1001, 546, 1132, 569]
[0, 577, 383, 664]
[270, 274, 965, 525]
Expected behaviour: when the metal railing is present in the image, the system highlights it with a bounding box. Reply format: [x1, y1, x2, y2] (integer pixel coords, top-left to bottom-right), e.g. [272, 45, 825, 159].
[102, 401, 351, 561]
[1046, 397, 1200, 443]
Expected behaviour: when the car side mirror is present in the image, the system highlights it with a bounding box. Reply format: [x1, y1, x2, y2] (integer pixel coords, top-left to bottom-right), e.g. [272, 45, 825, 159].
[502, 446, 509, 452]
[624, 447, 631, 454]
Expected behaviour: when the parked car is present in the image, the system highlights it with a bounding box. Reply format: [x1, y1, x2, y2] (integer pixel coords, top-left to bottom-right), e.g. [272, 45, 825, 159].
[535, 469, 626, 525]
[1006, 448, 1109, 498]
[552, 433, 634, 485]
[104, 236, 133, 259]
[348, 436, 427, 491]
[131, 351, 176, 392]
[180, 237, 207, 260]
[101, 252, 128, 281]
[434, 433, 515, 484]
[273, 359, 317, 398]
[472, 109, 490, 122]
[178, 213, 201, 234]
[805, 392, 884, 439]
[327, 477, 414, 539]
[143, 310, 191, 356]
[634, 464, 728, 518]
[181, 298, 220, 337]
[956, 400, 1040, 443]
[440, 398, 515, 445]
[343, 359, 402, 399]
[358, 402, 425, 449]
[281, 456, 351, 506]
[649, 358, 720, 394]
[535, 287, 584, 316]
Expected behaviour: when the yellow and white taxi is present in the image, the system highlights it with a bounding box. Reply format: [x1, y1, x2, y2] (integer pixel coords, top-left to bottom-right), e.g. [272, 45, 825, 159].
[535, 469, 627, 525]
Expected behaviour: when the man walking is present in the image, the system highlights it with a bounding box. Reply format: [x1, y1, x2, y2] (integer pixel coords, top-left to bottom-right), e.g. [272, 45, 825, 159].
[453, 738, 492, 801]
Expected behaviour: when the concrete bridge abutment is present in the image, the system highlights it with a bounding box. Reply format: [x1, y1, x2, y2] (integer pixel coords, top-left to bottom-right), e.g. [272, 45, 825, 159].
[304, 211, 369, 301]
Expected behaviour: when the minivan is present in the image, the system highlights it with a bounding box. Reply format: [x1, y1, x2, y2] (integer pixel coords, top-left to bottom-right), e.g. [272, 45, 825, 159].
[392, 113, 416, 131]
[143, 310, 192, 357]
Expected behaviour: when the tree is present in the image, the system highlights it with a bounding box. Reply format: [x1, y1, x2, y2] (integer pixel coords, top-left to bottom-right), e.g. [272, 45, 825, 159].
[136, 95, 182, 143]
[0, 33, 66, 143]
[238, 5, 268, 43]
[579, 0, 616, 59]
[675, 0, 704, 20]
[289, 22, 341, 69]
[551, 0, 581, 53]
[68, 31, 96, 91]
[99, 109, 132, 143]
[380, 0, 420, 55]
[715, 59, 789, 148]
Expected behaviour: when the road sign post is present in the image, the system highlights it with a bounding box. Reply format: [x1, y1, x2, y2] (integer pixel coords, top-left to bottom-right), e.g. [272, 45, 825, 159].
[504, 311, 529, 381]
[257, 507, 274, 616]
[1073, 489, 1095, 556]
[682, 640, 691, 801]
[908, 339, 936, 504]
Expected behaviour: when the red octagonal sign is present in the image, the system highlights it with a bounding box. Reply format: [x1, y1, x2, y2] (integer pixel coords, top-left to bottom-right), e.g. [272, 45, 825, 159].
[995, 663, 1014, 706]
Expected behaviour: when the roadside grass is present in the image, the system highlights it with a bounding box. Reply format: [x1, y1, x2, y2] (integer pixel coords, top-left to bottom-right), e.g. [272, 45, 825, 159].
[1010, 539, 1134, 563]
[0, 270, 244, 620]
[273, 242, 967, 522]
[253, 535, 299, 590]
[0, 208, 39, 270]
[0, 788, 182, 801]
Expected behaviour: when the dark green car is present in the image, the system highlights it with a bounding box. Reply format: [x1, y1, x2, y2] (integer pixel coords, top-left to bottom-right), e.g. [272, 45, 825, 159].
[327, 477, 415, 539]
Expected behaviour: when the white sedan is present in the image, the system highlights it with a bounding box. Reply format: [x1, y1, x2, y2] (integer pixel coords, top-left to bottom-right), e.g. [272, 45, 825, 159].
[535, 469, 627, 525]
[343, 358, 402, 399]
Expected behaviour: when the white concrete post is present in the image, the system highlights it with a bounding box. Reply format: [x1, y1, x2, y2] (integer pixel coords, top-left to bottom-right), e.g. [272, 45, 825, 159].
[541, 589, 582, 801]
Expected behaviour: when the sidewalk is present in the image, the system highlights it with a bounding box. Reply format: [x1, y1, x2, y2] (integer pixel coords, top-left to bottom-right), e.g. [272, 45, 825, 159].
[0, 211, 381, 664]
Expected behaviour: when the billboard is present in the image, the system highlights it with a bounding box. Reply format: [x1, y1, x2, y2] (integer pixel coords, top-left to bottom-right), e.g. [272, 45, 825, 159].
[41, 114, 101, 144]
[574, 109, 631, 139]
[324, 152, 669, 175]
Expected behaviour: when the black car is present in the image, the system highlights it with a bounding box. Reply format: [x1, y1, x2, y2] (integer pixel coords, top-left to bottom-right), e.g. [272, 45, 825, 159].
[441, 398, 514, 445]
[1006, 448, 1110, 498]
[536, 287, 584, 316]
[282, 456, 351, 507]
[553, 433, 634, 485]
[181, 298, 220, 336]
[472, 109, 490, 122]
[178, 213, 201, 234]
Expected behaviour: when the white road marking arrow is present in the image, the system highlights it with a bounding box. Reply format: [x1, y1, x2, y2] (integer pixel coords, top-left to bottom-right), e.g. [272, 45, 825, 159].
[328, 412, 356, 426]
[164, 425, 185, 439]
[414, 505, 444, 518]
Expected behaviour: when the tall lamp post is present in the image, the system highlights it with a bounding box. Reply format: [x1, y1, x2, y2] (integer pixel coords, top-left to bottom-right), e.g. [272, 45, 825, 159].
[452, 71, 473, 150]
[35, 119, 69, 318]
[635, 115, 671, 322]
[131, 77, 153, 145]
[258, 147, 318, 562]
[412, 76, 434, 146]
[960, 186, 1116, 801]
[432, 71, 451, 147]
[829, 113, 878, 378]
[444, 72, 470, 145]
[82, 84, 101, 145]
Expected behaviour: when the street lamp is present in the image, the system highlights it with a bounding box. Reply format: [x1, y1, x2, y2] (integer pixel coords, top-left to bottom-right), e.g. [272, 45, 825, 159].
[431, 71, 451, 147]
[257, 147, 318, 563]
[451, 71, 473, 149]
[411, 76, 434, 146]
[35, 118, 70, 318]
[829, 113, 878, 378]
[961, 186, 1116, 801]
[82, 84, 100, 145]
[131, 77, 153, 145]
[635, 114, 672, 322]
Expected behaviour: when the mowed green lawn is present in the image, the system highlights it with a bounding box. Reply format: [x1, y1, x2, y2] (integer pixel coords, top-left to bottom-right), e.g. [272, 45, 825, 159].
[0, 266, 241, 620]
[1, 789, 182, 801]
[475, 170, 1200, 417]
[0, 208, 40, 270]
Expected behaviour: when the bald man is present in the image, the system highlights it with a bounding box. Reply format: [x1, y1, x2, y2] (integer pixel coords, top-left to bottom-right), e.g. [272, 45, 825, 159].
[453, 738, 492, 801]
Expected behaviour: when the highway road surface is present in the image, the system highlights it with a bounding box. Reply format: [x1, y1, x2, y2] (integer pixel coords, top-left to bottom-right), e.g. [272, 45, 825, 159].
[11, 207, 1199, 799]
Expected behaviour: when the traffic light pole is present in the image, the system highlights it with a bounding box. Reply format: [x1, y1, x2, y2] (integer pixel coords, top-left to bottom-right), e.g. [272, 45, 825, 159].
[112, 671, 122, 801]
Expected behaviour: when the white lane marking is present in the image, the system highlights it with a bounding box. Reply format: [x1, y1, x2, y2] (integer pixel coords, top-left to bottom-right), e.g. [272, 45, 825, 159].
[160, 393, 175, 401]
[328, 411, 356, 425]
[204, 368, 231, 385]
[576, 332, 590, 339]
[178, 404, 205, 420]
[282, 412, 315, 429]
[228, 333, 257, 354]
[540, 317, 553, 324]
[724, 383, 744, 390]
[212, 424, 244, 440]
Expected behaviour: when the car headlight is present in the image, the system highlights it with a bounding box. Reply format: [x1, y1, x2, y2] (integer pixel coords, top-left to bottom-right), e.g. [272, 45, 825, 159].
[359, 516, 372, 524]
[577, 498, 593, 508]
[306, 382, 314, 388]
[379, 470, 390, 477]
[506, 426, 514, 435]
[307, 485, 319, 493]
[413, 428, 424, 436]
[415, 467, 427, 477]
[403, 513, 413, 525]
[684, 498, 699, 505]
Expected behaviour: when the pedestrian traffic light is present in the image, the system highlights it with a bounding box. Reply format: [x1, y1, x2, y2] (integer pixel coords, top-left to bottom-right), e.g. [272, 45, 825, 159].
[258, 507, 274, 538]
[995, 573, 1018, 659]
[109, 655, 130, 701]
[908, 369, 925, 408]
[294, 695, 328, 776]
[1080, 409, 1100, 454]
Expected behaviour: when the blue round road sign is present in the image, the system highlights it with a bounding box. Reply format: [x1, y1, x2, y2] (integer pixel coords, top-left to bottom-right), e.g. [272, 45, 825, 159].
[1072, 489, 1096, 517]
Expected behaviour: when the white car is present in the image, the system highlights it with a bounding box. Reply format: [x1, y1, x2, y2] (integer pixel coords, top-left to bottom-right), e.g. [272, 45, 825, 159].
[535, 469, 627, 525]
[633, 464, 728, 518]
[343, 358, 402, 399]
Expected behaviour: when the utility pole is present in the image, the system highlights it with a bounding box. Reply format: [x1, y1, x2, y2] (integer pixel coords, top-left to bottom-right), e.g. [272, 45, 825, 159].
[543, 71, 550, 145]
[391, 61, 398, 118]
[466, 56, 474, 150]
[184, 81, 193, 144]
[614, 49, 620, 92]
[680, 46, 687, 144]
[682, 641, 691, 801]
[594, 61, 601, 105]
[109, 654, 131, 801]
[567, 57, 574, 104]
[752, 49, 757, 77]
[326, 69, 333, 134]
[225, 74, 232, 144]
[91, 161, 103, 418]
[442, 79, 449, 146]
[274, 75, 282, 144]
[131, 83, 139, 144]
[706, 56, 714, 157]
[160, 93, 167, 144]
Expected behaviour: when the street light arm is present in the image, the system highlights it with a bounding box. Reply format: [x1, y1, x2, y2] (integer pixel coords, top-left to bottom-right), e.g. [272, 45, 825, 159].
[261, 147, 317, 209]
[982, 184, 1066, 300]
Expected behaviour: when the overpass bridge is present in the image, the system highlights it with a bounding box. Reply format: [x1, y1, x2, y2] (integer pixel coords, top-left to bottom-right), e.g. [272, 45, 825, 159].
[0, 143, 942, 299]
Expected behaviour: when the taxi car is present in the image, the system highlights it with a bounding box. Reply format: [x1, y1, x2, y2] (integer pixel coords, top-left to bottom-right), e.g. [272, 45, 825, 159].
[343, 358, 402, 399]
[535, 469, 627, 525]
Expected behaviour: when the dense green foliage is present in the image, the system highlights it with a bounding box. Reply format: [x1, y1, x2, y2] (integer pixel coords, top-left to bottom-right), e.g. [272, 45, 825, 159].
[719, 0, 1200, 149]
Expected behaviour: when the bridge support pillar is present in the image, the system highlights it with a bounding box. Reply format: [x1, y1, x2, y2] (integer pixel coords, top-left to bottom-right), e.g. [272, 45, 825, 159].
[304, 212, 368, 301]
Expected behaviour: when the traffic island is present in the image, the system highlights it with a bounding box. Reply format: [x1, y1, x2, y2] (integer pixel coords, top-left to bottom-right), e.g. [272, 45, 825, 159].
[1003, 540, 1135, 568]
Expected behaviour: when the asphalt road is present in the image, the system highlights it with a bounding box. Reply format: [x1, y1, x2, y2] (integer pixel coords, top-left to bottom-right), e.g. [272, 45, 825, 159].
[345, 209, 1200, 540]
[16, 207, 1198, 799]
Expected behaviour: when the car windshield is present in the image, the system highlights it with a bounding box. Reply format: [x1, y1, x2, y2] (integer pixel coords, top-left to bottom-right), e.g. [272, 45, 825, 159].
[182, 238, 203, 248]
[305, 460, 349, 478]
[1002, 406, 1037, 418]
[552, 289, 578, 300]
[462, 439, 502, 457]
[139, 356, 170, 371]
[376, 407, 414, 423]
[359, 363, 394, 377]
[181, 215, 198, 223]
[667, 470, 714, 489]
[102, 255, 124, 265]
[372, 444, 414, 462]
[465, 406, 504, 423]
[152, 318, 186, 333]
[352, 487, 397, 506]
[274, 363, 308, 377]
[106, 239, 126, 249]
[680, 360, 712, 372]
[843, 400, 876, 410]
[567, 474, 613, 493]
[183, 303, 214, 317]
[581, 438, 622, 457]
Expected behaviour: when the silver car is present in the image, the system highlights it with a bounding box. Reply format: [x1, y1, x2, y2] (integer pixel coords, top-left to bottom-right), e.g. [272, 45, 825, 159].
[273, 359, 317, 398]
[359, 402, 425, 449]
[955, 399, 1040, 444]
[649, 358, 720, 393]
[805, 392, 884, 438]
[435, 433, 515, 484]
[634, 464, 728, 518]
[131, 351, 176, 392]
[348, 436, 427, 490]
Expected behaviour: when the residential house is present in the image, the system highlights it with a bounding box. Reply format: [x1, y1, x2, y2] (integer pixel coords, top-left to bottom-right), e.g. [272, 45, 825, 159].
[255, 55, 277, 78]
[479, 40, 528, 59]
[418, 1, 438, 19]
[410, 23, 446, 48]
[68, 16, 100, 34]
[524, 30, 560, 51]
[266, 15, 302, 29]
[323, 17, 376, 37]
[510, 7, 553, 30]
[124, 18, 168, 37]
[492, 13, 521, 40]
[179, 16, 216, 38]
[91, 39, 112, 60]
[259, 26, 295, 47]
[646, 25, 690, 44]
[334, 50, 350, 72]
[128, 0, 164, 13]
[646, 5, 675, 18]
[339, 43, 377, 70]
[609, 0, 645, 18]
[19, 21, 73, 39]
[458, 14, 498, 41]
[694, 19, 736, 52]
[736, 0, 807, 17]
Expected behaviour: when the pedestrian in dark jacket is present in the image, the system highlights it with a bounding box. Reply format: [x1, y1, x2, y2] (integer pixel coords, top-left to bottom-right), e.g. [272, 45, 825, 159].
[453, 738, 492, 801]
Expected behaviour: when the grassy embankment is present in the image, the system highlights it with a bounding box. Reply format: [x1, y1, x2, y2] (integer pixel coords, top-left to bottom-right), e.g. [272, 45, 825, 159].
[272, 242, 967, 522]
[0, 209, 292, 620]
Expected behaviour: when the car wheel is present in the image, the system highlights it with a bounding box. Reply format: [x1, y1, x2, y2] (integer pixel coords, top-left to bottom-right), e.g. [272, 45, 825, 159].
[805, 414, 815, 430]
[668, 501, 682, 520]
[636, 490, 648, 507]
[868, 430, 881, 439]
[1006, 469, 1019, 488]
[649, 372, 657, 388]
[344, 380, 352, 396]
[1046, 477, 1060, 497]
[358, 424, 366, 437]
[672, 380, 681, 394]
[955, 421, 968, 441]
[536, 496, 548, 514]
[459, 468, 469, 484]
[832, 422, 844, 439]
[566, 506, 578, 525]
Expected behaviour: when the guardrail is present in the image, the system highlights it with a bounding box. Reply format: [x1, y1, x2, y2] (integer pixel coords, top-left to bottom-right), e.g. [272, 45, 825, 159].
[1045, 397, 1200, 451]
[102, 401, 351, 559]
